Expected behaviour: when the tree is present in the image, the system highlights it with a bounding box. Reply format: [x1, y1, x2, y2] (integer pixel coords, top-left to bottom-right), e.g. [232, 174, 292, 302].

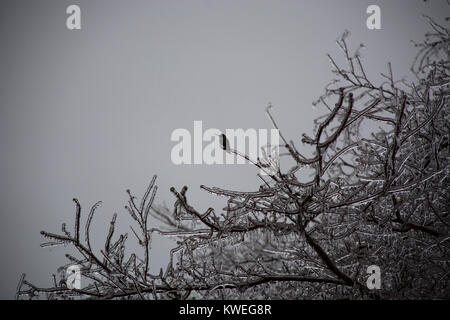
[17, 17, 449, 300]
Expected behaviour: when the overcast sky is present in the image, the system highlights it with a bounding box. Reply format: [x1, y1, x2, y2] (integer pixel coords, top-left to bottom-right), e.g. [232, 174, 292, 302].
[0, 0, 448, 298]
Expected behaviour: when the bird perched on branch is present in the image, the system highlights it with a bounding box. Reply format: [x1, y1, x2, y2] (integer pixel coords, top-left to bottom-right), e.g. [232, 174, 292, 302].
[219, 133, 230, 151]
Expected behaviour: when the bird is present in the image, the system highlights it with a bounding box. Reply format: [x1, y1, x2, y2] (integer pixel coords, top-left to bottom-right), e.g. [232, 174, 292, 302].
[219, 133, 229, 151]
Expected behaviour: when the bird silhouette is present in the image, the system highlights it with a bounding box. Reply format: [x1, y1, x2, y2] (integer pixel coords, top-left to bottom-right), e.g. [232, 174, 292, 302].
[219, 133, 229, 151]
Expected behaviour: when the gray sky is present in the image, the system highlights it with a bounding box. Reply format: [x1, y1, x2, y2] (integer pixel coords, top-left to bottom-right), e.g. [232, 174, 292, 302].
[0, 0, 448, 299]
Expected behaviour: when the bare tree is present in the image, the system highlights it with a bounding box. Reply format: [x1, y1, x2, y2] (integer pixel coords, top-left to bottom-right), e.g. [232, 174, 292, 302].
[17, 17, 449, 300]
